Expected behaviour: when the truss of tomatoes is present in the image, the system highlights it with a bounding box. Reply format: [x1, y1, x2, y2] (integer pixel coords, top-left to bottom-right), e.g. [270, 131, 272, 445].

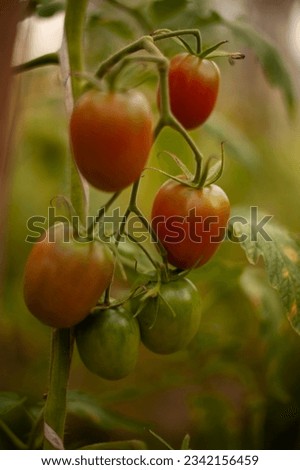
[23, 51, 230, 381]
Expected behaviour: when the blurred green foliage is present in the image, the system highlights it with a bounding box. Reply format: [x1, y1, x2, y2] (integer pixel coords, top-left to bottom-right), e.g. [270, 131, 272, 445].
[1, 0, 300, 450]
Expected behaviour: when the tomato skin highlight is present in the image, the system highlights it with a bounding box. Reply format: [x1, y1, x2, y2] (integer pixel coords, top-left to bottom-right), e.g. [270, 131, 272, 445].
[75, 306, 140, 380]
[136, 278, 201, 355]
[23, 223, 114, 328]
[151, 180, 230, 269]
[158, 53, 220, 129]
[70, 89, 153, 192]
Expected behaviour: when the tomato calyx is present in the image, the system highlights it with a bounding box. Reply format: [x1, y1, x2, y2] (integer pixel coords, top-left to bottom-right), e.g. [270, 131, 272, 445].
[198, 142, 225, 188]
[199, 40, 229, 59]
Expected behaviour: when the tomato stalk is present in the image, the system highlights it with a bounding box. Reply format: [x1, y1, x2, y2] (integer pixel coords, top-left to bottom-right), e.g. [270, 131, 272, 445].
[43, 329, 74, 450]
[12, 53, 60, 74]
[103, 178, 169, 306]
[124, 231, 160, 270]
[87, 191, 121, 239]
[127, 180, 169, 270]
[151, 28, 202, 55]
[96, 28, 203, 80]
[43, 0, 89, 450]
[96, 37, 146, 79]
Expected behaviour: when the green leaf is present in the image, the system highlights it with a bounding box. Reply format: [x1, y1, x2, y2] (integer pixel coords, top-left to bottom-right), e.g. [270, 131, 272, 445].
[99, 19, 135, 40]
[67, 390, 144, 432]
[229, 207, 300, 334]
[148, 429, 174, 450]
[80, 440, 147, 450]
[240, 267, 284, 330]
[37, 2, 64, 17]
[150, 0, 187, 21]
[181, 434, 191, 450]
[203, 113, 261, 173]
[0, 393, 31, 449]
[0, 393, 26, 416]
[221, 17, 296, 116]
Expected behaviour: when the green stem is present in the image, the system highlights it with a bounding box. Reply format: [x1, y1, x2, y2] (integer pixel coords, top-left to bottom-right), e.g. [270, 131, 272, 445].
[0, 419, 27, 450]
[145, 36, 202, 183]
[64, 0, 88, 100]
[43, 329, 74, 450]
[128, 180, 168, 266]
[64, 0, 89, 226]
[96, 28, 202, 80]
[152, 28, 202, 54]
[12, 52, 59, 74]
[107, 54, 167, 90]
[125, 231, 159, 269]
[128, 179, 141, 210]
[88, 191, 121, 238]
[43, 0, 89, 451]
[96, 37, 145, 79]
[141, 38, 171, 120]
[169, 118, 203, 184]
[27, 407, 44, 450]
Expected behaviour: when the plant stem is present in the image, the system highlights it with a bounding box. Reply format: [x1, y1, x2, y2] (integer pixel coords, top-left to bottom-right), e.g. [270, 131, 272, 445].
[43, 329, 74, 450]
[43, 0, 89, 450]
[125, 231, 159, 269]
[64, 0, 88, 100]
[128, 181, 168, 268]
[152, 28, 202, 54]
[63, 0, 89, 225]
[96, 37, 145, 79]
[169, 118, 203, 184]
[12, 53, 59, 74]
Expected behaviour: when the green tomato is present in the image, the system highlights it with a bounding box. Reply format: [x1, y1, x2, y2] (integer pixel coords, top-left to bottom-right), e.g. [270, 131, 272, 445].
[75, 306, 140, 380]
[136, 278, 201, 355]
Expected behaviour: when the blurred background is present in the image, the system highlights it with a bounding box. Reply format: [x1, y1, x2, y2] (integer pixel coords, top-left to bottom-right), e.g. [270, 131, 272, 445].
[1, 0, 300, 450]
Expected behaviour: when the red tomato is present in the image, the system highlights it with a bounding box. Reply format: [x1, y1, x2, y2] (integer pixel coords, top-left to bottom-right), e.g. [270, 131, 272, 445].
[158, 53, 220, 129]
[151, 179, 230, 269]
[23, 223, 114, 328]
[70, 89, 153, 192]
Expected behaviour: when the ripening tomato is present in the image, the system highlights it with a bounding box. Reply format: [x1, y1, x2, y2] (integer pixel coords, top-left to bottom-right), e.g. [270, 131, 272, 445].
[158, 53, 220, 129]
[151, 179, 230, 269]
[70, 89, 153, 192]
[136, 278, 201, 354]
[23, 223, 114, 328]
[75, 306, 140, 380]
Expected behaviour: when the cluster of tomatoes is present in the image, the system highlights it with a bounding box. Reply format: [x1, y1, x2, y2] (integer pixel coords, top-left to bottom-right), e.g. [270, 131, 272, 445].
[23, 51, 230, 380]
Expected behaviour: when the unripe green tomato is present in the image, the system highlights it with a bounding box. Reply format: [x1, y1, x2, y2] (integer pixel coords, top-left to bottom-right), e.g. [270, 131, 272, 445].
[23, 223, 114, 328]
[136, 278, 201, 355]
[75, 306, 140, 380]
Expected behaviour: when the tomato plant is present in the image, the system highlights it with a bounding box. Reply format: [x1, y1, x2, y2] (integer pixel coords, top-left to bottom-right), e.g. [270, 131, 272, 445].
[158, 53, 220, 129]
[70, 89, 153, 192]
[75, 306, 140, 380]
[151, 179, 230, 269]
[10, 0, 294, 451]
[136, 278, 201, 355]
[23, 223, 114, 328]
